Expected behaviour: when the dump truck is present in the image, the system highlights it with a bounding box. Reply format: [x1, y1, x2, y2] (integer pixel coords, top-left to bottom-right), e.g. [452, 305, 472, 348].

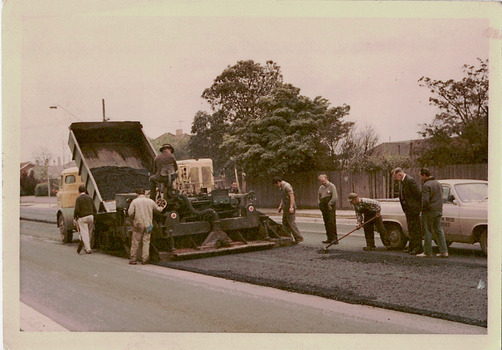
[56, 121, 294, 261]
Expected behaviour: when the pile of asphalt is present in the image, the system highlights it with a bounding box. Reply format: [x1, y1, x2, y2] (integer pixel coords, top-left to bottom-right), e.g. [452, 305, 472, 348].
[90, 166, 150, 201]
[157, 245, 487, 327]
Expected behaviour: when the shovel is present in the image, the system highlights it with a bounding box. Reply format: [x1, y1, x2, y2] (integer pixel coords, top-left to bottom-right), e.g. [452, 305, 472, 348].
[321, 215, 379, 253]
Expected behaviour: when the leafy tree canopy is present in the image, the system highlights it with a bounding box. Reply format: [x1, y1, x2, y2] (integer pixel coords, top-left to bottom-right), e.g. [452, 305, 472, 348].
[418, 58, 488, 165]
[188, 110, 228, 171]
[190, 60, 353, 177]
[202, 60, 283, 123]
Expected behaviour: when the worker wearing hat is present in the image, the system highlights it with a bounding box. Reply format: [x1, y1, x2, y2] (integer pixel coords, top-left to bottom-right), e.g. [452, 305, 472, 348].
[348, 193, 391, 251]
[149, 143, 178, 200]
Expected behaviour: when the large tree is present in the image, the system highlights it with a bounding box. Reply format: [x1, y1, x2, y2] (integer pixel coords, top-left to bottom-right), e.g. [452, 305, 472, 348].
[220, 83, 352, 176]
[318, 103, 352, 166]
[417, 58, 488, 165]
[188, 110, 228, 171]
[191, 60, 353, 177]
[190, 60, 283, 173]
[201, 60, 283, 123]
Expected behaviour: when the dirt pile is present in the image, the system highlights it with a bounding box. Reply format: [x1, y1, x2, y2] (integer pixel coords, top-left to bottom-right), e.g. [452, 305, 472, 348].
[91, 166, 150, 201]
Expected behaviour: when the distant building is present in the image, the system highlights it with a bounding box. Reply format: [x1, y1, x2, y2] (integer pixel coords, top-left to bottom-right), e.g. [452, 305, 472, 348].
[28, 158, 76, 183]
[20, 161, 35, 177]
[369, 139, 427, 157]
[49, 160, 77, 179]
[152, 129, 191, 160]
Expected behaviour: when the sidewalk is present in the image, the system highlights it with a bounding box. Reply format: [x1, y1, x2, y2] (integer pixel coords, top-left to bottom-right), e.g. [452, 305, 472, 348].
[20, 196, 58, 209]
[20, 302, 68, 331]
[20, 195, 57, 204]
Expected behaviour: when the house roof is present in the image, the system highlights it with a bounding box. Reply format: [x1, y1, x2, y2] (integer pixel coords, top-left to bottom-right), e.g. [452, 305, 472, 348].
[369, 139, 427, 157]
[20, 161, 35, 170]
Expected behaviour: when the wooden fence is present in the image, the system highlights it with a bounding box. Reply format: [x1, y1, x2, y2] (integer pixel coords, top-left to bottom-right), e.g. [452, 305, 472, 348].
[246, 163, 488, 210]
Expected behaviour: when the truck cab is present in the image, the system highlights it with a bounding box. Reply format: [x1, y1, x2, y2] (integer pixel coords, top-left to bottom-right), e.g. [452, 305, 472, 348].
[56, 167, 83, 243]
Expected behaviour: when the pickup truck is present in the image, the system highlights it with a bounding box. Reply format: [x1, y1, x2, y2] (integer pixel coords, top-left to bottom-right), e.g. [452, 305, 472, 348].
[378, 179, 488, 255]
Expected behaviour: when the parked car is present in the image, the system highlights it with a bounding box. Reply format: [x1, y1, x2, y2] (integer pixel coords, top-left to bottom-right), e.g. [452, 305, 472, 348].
[378, 179, 488, 255]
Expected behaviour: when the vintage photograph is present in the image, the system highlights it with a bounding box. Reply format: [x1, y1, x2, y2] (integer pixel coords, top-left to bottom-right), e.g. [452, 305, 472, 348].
[5, 1, 501, 349]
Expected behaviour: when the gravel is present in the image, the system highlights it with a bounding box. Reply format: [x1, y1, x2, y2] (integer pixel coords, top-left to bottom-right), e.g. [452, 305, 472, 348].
[90, 166, 150, 200]
[157, 245, 487, 327]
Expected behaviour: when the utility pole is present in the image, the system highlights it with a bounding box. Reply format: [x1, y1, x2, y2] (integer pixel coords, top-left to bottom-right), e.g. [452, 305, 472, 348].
[102, 99, 107, 122]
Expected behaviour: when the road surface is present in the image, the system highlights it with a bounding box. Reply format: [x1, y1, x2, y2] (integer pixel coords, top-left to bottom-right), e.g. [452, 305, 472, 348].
[19, 216, 485, 333]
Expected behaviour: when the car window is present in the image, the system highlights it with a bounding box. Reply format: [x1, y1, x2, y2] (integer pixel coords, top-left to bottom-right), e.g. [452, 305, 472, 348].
[65, 175, 76, 184]
[454, 183, 488, 202]
[442, 185, 452, 203]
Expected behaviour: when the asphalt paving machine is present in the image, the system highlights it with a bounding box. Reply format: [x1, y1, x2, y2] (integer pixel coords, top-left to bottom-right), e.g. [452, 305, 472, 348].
[56, 121, 294, 261]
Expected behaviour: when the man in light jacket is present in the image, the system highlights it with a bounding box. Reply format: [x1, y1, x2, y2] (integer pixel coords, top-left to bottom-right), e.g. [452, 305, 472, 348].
[128, 188, 162, 264]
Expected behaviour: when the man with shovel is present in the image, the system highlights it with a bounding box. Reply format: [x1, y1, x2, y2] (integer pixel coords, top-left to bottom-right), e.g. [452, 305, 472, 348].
[348, 193, 391, 251]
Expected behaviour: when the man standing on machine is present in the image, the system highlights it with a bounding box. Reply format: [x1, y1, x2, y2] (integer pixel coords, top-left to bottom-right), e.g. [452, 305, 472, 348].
[150, 143, 178, 201]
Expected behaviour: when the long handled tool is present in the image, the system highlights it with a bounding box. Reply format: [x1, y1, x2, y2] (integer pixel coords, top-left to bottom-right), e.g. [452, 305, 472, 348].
[322, 215, 379, 252]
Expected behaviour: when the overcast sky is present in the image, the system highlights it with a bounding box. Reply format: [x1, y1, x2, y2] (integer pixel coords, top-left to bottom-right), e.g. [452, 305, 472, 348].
[13, 2, 491, 163]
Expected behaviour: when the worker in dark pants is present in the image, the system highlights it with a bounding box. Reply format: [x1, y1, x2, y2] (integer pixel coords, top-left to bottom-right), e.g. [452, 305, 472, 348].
[318, 174, 338, 244]
[391, 167, 423, 255]
[348, 193, 391, 251]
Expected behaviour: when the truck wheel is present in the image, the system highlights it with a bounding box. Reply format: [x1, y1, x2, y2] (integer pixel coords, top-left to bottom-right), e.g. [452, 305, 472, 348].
[384, 223, 407, 249]
[479, 229, 487, 256]
[58, 215, 73, 243]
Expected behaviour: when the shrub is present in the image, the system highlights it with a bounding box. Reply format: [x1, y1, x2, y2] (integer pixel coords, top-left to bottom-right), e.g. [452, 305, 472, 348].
[20, 171, 37, 196]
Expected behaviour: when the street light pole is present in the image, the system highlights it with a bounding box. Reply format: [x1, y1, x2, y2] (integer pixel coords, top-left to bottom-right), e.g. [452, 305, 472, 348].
[49, 105, 82, 122]
[45, 158, 51, 203]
